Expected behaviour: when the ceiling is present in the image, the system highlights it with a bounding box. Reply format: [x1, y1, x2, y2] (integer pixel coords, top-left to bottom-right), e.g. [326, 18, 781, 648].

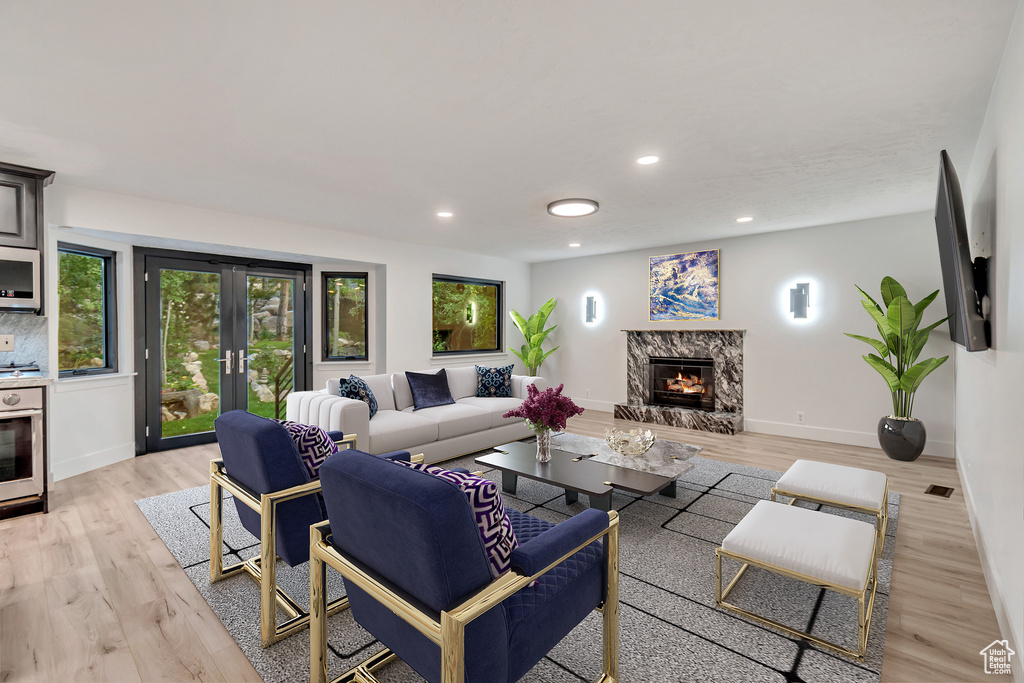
[0, 1, 1018, 263]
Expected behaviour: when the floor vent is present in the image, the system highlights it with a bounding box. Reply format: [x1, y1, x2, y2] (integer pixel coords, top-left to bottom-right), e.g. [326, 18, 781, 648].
[925, 484, 954, 498]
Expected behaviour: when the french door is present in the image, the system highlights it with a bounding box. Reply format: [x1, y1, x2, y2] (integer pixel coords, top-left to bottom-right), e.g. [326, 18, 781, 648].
[138, 253, 309, 452]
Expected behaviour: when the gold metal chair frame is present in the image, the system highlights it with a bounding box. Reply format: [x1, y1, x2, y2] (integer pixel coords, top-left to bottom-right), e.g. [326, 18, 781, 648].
[210, 435, 423, 648]
[770, 479, 889, 557]
[310, 511, 621, 683]
[715, 524, 879, 661]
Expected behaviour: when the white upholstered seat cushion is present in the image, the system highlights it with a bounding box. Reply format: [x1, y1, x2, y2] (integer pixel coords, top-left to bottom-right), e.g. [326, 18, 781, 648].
[400, 403, 492, 440]
[775, 460, 887, 510]
[721, 500, 876, 591]
[456, 396, 525, 428]
[367, 410, 438, 454]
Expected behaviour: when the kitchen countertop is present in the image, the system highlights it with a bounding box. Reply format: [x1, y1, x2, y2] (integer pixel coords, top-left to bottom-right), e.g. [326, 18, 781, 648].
[0, 376, 55, 389]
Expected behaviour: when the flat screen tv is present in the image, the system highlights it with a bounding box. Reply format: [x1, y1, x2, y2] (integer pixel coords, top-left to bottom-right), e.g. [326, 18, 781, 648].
[934, 150, 989, 351]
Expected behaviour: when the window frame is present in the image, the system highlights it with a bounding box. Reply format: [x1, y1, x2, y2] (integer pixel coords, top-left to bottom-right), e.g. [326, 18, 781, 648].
[57, 242, 118, 378]
[321, 271, 369, 362]
[431, 274, 504, 357]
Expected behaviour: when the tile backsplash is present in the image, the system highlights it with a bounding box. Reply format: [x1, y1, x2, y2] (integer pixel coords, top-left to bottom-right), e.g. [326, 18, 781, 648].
[0, 312, 49, 375]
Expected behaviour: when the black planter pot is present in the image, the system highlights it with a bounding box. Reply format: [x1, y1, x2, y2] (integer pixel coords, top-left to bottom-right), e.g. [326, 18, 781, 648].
[877, 416, 927, 461]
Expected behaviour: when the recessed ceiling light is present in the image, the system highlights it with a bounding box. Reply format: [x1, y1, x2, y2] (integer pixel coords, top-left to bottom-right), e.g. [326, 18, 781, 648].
[437, 211, 453, 218]
[548, 199, 599, 217]
[736, 216, 753, 223]
[637, 155, 659, 165]
[569, 243, 581, 248]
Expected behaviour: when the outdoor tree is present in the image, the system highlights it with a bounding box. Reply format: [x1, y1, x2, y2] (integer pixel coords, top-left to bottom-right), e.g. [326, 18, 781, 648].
[57, 252, 104, 369]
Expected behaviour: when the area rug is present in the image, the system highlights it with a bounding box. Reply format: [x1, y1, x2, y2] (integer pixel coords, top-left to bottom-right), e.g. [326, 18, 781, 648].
[137, 451, 899, 683]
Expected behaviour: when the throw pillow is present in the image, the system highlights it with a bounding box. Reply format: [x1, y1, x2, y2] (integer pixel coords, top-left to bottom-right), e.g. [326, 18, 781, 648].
[393, 460, 519, 577]
[338, 374, 378, 419]
[475, 364, 514, 398]
[274, 419, 338, 479]
[406, 369, 455, 410]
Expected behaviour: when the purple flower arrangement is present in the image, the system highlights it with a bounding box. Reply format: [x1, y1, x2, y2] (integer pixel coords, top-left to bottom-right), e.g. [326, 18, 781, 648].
[503, 383, 585, 433]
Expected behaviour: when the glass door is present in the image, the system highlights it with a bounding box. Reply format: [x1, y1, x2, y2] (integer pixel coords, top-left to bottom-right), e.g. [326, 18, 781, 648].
[142, 256, 307, 452]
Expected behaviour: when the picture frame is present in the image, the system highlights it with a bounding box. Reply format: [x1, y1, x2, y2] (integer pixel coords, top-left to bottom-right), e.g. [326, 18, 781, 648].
[649, 249, 720, 321]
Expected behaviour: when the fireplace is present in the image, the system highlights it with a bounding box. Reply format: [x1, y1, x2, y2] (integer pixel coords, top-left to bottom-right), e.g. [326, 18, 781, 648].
[647, 357, 715, 411]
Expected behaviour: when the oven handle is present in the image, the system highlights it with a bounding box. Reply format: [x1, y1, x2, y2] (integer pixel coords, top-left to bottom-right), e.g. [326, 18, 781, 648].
[0, 408, 44, 420]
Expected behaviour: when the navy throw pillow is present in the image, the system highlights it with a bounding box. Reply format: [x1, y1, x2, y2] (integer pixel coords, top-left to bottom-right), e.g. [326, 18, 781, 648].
[476, 364, 514, 398]
[406, 369, 455, 410]
[338, 374, 378, 419]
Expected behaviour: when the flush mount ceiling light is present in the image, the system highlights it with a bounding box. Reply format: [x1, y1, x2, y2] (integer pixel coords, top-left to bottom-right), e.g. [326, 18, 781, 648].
[547, 198, 599, 217]
[437, 211, 453, 218]
[736, 216, 753, 223]
[637, 155, 659, 165]
[569, 243, 581, 248]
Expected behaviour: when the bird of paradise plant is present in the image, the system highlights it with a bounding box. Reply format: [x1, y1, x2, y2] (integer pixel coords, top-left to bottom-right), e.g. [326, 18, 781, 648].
[845, 277, 950, 419]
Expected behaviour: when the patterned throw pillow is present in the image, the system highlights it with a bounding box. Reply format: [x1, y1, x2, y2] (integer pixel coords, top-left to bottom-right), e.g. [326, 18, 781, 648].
[274, 419, 338, 479]
[338, 374, 378, 419]
[476, 364, 514, 398]
[394, 460, 519, 577]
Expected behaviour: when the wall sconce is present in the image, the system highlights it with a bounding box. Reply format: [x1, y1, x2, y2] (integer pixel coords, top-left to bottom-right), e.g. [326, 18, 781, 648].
[586, 296, 598, 323]
[790, 283, 809, 319]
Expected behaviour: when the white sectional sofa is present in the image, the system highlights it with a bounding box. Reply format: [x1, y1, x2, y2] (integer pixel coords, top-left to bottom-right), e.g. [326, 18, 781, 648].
[285, 366, 547, 464]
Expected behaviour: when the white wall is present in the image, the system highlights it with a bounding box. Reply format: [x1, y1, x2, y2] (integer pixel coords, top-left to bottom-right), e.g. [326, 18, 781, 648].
[44, 226, 137, 481]
[43, 183, 529, 478]
[531, 211, 955, 456]
[959, 1, 1024, 672]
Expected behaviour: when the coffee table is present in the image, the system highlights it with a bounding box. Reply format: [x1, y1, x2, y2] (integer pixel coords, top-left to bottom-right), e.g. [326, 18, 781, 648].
[477, 441, 681, 511]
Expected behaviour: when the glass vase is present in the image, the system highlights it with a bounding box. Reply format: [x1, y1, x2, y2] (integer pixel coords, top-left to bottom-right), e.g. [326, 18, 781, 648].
[536, 429, 552, 463]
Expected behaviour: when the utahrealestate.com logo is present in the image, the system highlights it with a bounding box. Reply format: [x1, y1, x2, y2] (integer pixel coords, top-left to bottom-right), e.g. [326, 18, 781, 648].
[980, 640, 1015, 675]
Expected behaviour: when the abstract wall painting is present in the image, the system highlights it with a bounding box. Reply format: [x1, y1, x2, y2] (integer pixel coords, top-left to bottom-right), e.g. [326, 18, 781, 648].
[649, 249, 720, 321]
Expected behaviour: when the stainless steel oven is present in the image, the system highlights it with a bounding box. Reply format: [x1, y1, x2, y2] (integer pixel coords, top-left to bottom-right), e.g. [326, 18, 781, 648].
[0, 387, 44, 500]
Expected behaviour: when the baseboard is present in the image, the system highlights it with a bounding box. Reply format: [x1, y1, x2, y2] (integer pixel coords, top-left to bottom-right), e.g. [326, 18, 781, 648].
[957, 454, 1024, 682]
[743, 419, 954, 458]
[52, 442, 135, 481]
[575, 398, 619, 413]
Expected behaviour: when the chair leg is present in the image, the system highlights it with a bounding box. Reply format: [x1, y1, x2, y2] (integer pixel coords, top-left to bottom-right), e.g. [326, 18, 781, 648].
[311, 533, 328, 683]
[440, 611, 466, 683]
[601, 516, 619, 682]
[261, 494, 277, 647]
[210, 470, 224, 583]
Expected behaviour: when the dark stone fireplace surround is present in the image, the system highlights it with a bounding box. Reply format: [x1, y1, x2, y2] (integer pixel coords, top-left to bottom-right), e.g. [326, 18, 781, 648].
[614, 329, 745, 434]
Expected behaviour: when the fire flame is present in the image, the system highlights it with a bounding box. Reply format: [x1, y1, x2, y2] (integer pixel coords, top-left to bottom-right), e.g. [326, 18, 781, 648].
[666, 373, 704, 394]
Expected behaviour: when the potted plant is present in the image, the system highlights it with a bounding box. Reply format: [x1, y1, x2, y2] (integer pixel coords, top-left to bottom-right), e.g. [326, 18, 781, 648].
[845, 277, 949, 461]
[503, 383, 584, 462]
[509, 297, 559, 376]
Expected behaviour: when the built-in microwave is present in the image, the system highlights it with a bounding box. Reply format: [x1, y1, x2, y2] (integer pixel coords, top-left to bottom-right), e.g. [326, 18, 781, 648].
[0, 245, 40, 312]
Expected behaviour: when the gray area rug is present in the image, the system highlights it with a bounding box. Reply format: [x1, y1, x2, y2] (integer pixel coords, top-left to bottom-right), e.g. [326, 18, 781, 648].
[136, 450, 899, 683]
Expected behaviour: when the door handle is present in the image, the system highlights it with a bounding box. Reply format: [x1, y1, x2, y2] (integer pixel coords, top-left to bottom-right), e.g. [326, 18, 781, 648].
[237, 350, 249, 375]
[216, 350, 233, 375]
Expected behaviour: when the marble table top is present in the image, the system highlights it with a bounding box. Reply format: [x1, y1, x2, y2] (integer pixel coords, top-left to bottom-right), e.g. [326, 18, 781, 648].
[551, 432, 701, 479]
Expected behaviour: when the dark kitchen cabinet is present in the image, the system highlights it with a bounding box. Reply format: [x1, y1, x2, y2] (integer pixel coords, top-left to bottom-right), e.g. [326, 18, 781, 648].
[0, 162, 55, 250]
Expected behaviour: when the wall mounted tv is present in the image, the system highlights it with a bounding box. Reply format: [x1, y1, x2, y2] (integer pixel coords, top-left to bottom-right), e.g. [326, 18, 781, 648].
[934, 150, 989, 351]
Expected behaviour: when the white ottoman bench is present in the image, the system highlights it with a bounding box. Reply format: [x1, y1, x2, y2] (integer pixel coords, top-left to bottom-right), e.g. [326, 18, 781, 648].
[771, 459, 888, 556]
[715, 500, 879, 661]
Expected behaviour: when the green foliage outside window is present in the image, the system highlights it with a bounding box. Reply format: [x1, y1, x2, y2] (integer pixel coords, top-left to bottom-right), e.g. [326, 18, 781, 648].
[432, 278, 500, 353]
[58, 251, 109, 371]
[324, 274, 367, 359]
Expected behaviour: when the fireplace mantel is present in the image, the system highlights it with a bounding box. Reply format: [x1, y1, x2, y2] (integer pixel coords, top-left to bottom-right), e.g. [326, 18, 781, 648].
[614, 329, 745, 434]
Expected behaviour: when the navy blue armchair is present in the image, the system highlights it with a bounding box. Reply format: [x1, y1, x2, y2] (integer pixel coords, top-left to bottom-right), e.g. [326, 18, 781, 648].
[211, 410, 417, 647]
[310, 448, 620, 683]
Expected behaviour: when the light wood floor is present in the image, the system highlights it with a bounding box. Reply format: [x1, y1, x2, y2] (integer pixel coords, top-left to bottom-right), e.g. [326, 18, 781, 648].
[0, 411, 1002, 682]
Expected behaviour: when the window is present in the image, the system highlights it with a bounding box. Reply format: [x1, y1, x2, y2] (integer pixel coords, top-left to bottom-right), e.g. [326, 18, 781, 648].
[323, 272, 368, 360]
[58, 244, 117, 376]
[432, 275, 502, 355]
